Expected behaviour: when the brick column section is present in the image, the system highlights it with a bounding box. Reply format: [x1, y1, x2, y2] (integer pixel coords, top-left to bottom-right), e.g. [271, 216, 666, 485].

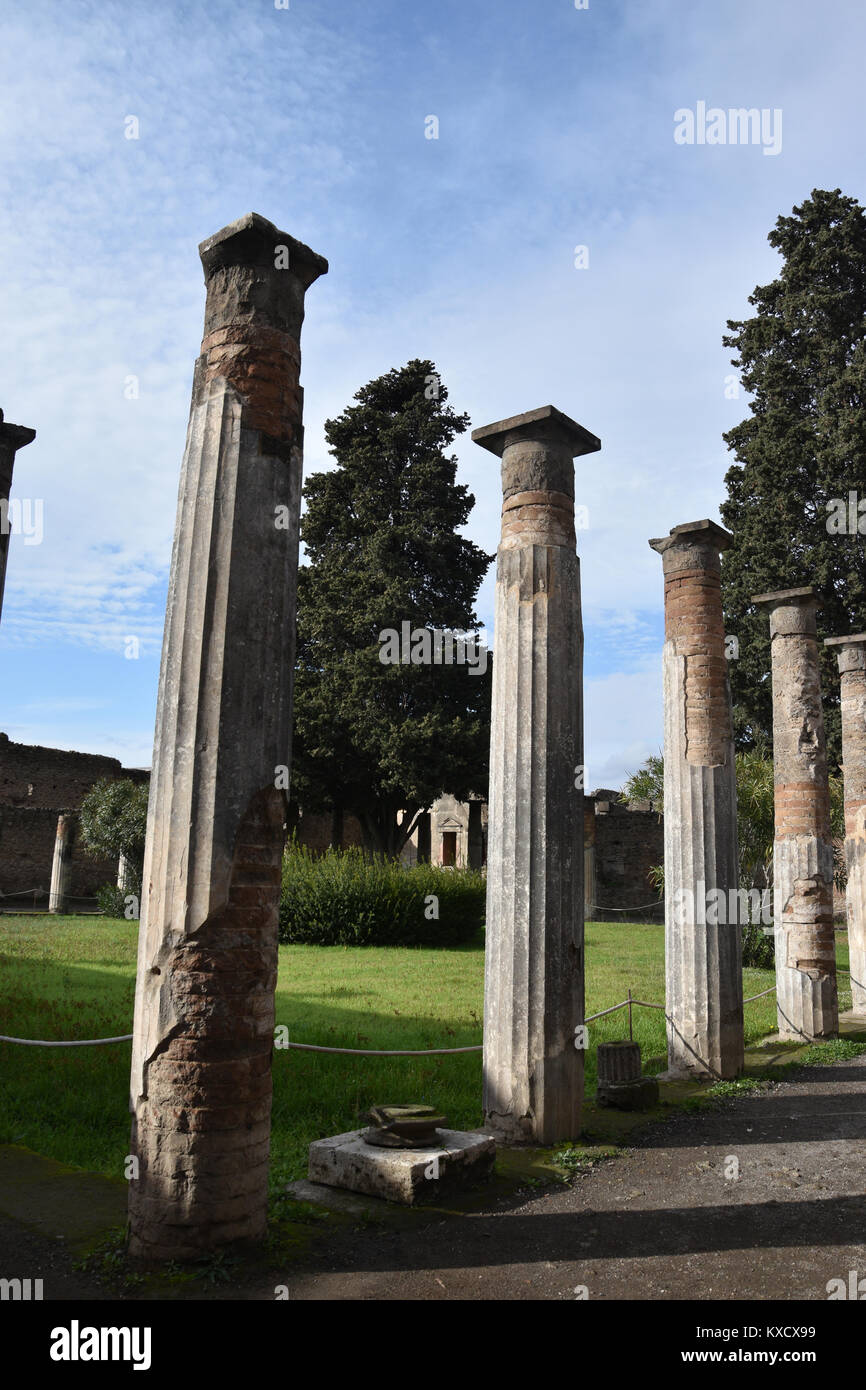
[48, 813, 74, 915]
[0, 412, 36, 628]
[825, 633, 866, 1014]
[649, 521, 743, 1079]
[473, 405, 600, 1143]
[128, 214, 327, 1261]
[754, 587, 838, 1039]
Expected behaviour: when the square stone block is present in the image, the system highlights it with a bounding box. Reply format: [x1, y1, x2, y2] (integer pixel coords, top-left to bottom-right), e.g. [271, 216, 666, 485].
[308, 1128, 495, 1205]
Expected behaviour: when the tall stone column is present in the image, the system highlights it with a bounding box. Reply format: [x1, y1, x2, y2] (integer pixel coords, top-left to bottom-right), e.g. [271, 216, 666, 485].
[473, 405, 600, 1143]
[416, 812, 431, 864]
[825, 633, 866, 1014]
[48, 813, 74, 915]
[467, 799, 483, 870]
[754, 588, 837, 1039]
[649, 521, 743, 1079]
[0, 411, 36, 626]
[128, 213, 327, 1260]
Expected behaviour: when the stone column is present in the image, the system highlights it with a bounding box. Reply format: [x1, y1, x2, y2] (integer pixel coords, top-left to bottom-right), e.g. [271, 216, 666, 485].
[117, 853, 132, 894]
[128, 213, 327, 1261]
[48, 813, 74, 915]
[0, 412, 36, 627]
[754, 588, 837, 1039]
[825, 633, 866, 1014]
[467, 800, 484, 870]
[649, 521, 743, 1079]
[416, 811, 431, 864]
[473, 405, 600, 1143]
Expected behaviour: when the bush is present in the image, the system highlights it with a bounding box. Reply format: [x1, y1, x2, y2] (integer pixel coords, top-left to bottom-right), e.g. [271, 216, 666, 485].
[742, 919, 775, 970]
[95, 884, 130, 919]
[278, 842, 485, 946]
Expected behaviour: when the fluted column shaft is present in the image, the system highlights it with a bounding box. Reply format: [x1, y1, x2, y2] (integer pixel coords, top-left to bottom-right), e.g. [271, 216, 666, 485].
[473, 405, 600, 1144]
[649, 521, 743, 1079]
[826, 634, 866, 1014]
[755, 588, 837, 1039]
[48, 813, 74, 915]
[128, 214, 327, 1260]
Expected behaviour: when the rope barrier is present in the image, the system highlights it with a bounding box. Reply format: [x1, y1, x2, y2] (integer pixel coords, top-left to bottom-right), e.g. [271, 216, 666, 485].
[5, 968, 854, 1051]
[0, 1033, 133, 1047]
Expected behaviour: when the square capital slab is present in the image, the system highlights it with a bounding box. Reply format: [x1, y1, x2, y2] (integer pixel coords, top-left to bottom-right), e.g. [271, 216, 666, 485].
[199, 211, 328, 289]
[649, 518, 732, 555]
[751, 585, 818, 609]
[471, 405, 600, 458]
[0, 418, 36, 452]
[825, 633, 866, 648]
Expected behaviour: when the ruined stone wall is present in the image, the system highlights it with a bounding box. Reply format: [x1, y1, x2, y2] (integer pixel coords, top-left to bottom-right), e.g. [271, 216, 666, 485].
[0, 805, 118, 901]
[589, 789, 664, 920]
[0, 734, 150, 903]
[293, 808, 365, 854]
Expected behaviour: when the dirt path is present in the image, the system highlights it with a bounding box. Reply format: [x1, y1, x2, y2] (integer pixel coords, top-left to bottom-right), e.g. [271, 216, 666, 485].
[272, 1051, 866, 1301]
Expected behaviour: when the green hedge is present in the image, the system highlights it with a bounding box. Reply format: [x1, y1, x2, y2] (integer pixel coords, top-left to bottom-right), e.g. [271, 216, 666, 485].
[278, 842, 486, 946]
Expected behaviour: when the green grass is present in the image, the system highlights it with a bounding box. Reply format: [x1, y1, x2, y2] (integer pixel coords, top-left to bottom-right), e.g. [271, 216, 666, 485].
[0, 915, 854, 1186]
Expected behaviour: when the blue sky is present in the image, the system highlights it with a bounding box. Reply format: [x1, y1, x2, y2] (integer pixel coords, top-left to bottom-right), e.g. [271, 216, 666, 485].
[1, 0, 865, 788]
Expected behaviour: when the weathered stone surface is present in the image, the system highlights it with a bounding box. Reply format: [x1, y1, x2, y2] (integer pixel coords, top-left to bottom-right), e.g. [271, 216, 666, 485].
[754, 589, 837, 1039]
[0, 413, 36, 628]
[48, 813, 74, 915]
[127, 214, 326, 1261]
[308, 1129, 495, 1205]
[596, 1040, 642, 1084]
[825, 634, 866, 1014]
[649, 522, 743, 1079]
[473, 405, 600, 1144]
[597, 1076, 660, 1110]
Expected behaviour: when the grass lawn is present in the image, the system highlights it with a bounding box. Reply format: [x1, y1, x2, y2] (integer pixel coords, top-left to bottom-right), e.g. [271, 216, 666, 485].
[0, 915, 852, 1187]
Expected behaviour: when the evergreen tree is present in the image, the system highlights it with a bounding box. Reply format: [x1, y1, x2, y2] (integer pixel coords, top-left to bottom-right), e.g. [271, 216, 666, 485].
[291, 360, 493, 857]
[720, 188, 866, 767]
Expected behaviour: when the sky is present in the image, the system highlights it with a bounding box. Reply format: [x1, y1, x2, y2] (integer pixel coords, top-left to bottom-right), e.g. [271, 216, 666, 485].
[1, 0, 865, 790]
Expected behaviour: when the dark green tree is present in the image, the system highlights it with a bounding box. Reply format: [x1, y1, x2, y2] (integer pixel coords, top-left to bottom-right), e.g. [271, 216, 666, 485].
[720, 188, 866, 768]
[291, 359, 493, 857]
[78, 777, 149, 896]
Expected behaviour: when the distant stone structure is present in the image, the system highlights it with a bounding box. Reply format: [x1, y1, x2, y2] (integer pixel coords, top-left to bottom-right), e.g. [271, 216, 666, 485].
[0, 733, 148, 904]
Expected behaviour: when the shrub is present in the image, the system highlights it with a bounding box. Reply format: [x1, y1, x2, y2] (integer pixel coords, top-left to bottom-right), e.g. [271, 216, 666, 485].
[95, 884, 129, 919]
[278, 842, 485, 946]
[741, 919, 775, 969]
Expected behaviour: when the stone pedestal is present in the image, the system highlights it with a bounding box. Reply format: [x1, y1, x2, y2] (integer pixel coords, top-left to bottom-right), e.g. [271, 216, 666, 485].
[825, 633, 866, 1014]
[128, 214, 327, 1261]
[308, 1129, 495, 1205]
[473, 405, 600, 1144]
[649, 521, 743, 1079]
[596, 1041, 659, 1110]
[0, 413, 36, 626]
[754, 588, 837, 1039]
[48, 814, 74, 915]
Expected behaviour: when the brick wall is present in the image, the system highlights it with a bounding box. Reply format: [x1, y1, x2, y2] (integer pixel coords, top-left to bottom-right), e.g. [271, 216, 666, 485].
[589, 789, 664, 922]
[0, 733, 150, 904]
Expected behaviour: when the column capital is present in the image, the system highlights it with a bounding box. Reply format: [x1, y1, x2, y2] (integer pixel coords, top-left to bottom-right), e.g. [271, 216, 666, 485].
[825, 632, 866, 674]
[471, 405, 600, 459]
[0, 416, 36, 453]
[649, 518, 732, 556]
[199, 211, 328, 289]
[752, 586, 819, 638]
